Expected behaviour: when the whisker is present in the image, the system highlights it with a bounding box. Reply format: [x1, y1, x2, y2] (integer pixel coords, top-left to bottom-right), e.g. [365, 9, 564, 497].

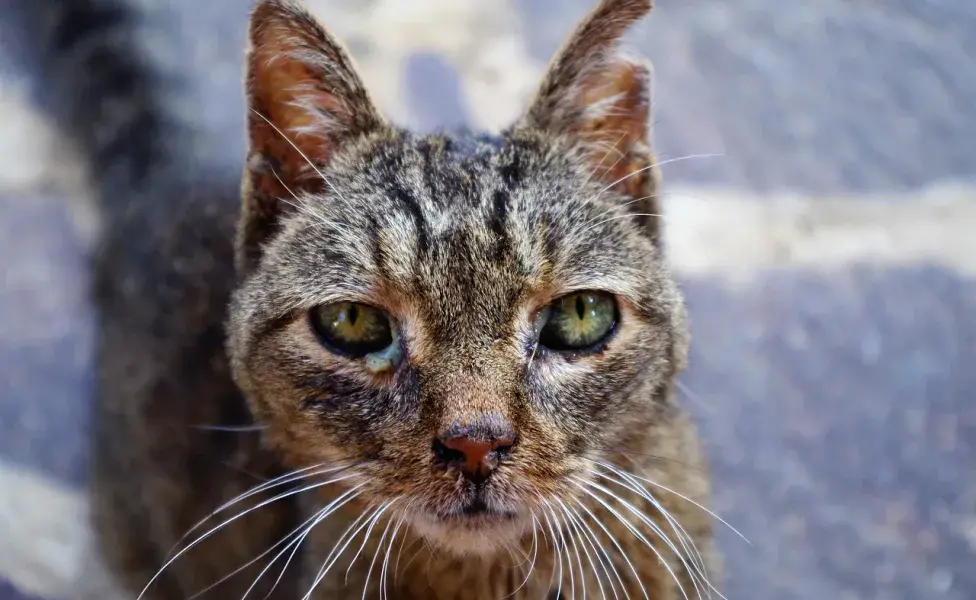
[346, 500, 398, 584]
[140, 472, 358, 600]
[304, 500, 397, 600]
[591, 468, 716, 599]
[190, 424, 268, 432]
[394, 535, 426, 586]
[581, 192, 659, 232]
[186, 485, 362, 599]
[393, 527, 421, 586]
[675, 380, 717, 416]
[269, 169, 351, 237]
[542, 499, 576, 600]
[246, 486, 363, 600]
[249, 109, 349, 206]
[596, 460, 749, 545]
[581, 212, 662, 236]
[303, 504, 380, 600]
[538, 506, 564, 600]
[574, 498, 650, 600]
[557, 497, 603, 600]
[569, 131, 631, 204]
[169, 463, 354, 560]
[502, 511, 540, 598]
[594, 154, 724, 199]
[583, 474, 706, 600]
[379, 515, 406, 600]
[527, 339, 541, 371]
[361, 501, 400, 600]
[567, 502, 626, 600]
[573, 480, 693, 600]
[605, 450, 705, 474]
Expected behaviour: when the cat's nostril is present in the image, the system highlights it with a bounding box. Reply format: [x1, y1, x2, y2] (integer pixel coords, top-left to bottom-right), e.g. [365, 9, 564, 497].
[432, 438, 466, 464]
[432, 434, 516, 482]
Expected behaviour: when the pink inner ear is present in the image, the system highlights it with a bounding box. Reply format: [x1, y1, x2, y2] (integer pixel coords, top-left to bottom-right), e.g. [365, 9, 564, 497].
[573, 57, 656, 200]
[246, 20, 340, 197]
[245, 1, 382, 199]
[579, 58, 651, 153]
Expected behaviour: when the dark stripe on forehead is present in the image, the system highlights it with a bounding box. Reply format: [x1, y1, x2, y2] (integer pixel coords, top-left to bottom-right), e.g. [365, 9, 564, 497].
[417, 138, 442, 211]
[498, 151, 523, 188]
[488, 188, 511, 259]
[391, 184, 429, 255]
[365, 214, 390, 280]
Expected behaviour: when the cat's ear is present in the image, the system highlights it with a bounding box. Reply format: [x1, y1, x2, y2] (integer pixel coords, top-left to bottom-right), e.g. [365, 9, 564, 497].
[239, 0, 384, 272]
[516, 0, 662, 241]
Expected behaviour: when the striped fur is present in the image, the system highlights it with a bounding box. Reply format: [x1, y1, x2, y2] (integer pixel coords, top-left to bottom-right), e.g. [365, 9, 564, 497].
[31, 0, 716, 597]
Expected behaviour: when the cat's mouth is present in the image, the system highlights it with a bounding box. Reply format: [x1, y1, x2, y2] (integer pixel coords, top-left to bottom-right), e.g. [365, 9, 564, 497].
[410, 497, 529, 555]
[442, 498, 519, 522]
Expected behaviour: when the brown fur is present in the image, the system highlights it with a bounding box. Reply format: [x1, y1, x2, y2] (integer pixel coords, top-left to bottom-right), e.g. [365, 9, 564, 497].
[85, 0, 717, 598]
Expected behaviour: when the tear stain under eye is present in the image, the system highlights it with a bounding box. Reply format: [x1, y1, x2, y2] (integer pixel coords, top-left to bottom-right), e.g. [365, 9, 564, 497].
[365, 338, 403, 374]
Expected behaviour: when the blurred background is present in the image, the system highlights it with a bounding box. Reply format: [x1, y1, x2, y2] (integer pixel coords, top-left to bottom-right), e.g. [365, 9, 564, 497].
[0, 0, 973, 599]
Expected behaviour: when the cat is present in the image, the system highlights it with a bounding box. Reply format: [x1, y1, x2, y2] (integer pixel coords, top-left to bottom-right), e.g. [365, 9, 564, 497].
[35, 0, 717, 597]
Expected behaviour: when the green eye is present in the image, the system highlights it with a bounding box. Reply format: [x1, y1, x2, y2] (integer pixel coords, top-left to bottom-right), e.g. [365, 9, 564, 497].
[538, 292, 618, 352]
[309, 302, 396, 359]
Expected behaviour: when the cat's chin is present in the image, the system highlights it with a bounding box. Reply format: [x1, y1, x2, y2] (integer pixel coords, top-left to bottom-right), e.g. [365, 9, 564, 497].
[410, 511, 531, 557]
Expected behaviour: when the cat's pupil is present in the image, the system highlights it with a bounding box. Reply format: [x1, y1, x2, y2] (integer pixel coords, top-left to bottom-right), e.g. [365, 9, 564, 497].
[348, 304, 359, 326]
[576, 295, 586, 320]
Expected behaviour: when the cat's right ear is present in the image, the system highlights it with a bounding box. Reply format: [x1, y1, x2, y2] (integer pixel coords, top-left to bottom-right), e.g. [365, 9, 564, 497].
[514, 0, 665, 242]
[239, 0, 384, 273]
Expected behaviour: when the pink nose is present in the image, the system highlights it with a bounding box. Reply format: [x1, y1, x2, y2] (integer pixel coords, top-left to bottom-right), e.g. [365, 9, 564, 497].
[433, 418, 517, 483]
[437, 435, 514, 479]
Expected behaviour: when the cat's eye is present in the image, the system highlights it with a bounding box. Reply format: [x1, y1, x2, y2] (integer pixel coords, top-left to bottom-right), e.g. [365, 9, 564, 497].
[309, 302, 395, 358]
[537, 291, 618, 352]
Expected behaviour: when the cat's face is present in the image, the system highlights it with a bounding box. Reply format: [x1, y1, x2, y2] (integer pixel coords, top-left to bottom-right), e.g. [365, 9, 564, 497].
[228, 0, 682, 556]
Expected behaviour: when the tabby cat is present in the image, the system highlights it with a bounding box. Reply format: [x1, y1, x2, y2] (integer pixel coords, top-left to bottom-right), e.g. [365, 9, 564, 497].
[37, 0, 718, 597]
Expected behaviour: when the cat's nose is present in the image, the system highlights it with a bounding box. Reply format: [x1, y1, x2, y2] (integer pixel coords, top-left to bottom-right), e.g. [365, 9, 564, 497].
[433, 418, 516, 483]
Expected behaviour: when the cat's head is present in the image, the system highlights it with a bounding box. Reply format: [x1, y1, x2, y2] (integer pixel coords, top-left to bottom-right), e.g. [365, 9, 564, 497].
[227, 0, 687, 556]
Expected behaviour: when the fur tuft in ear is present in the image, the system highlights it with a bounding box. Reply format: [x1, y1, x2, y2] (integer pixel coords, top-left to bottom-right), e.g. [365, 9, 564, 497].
[516, 0, 663, 242]
[238, 0, 384, 273]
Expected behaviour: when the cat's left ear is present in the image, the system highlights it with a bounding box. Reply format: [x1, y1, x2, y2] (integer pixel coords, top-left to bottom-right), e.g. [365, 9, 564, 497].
[516, 0, 662, 241]
[239, 0, 385, 273]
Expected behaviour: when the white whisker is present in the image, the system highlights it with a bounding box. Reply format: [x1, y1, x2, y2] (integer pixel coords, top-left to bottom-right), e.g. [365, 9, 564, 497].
[595, 468, 708, 574]
[190, 424, 268, 432]
[592, 468, 716, 599]
[557, 497, 603, 600]
[346, 500, 397, 584]
[538, 506, 565, 600]
[185, 485, 362, 599]
[581, 212, 663, 236]
[303, 504, 380, 600]
[270, 171, 348, 235]
[139, 472, 358, 600]
[248, 485, 363, 600]
[250, 109, 349, 206]
[361, 501, 400, 600]
[573, 479, 693, 600]
[542, 499, 577, 600]
[594, 154, 724, 199]
[582, 475, 705, 599]
[379, 515, 406, 600]
[171, 463, 348, 556]
[596, 460, 749, 545]
[304, 499, 397, 600]
[569, 131, 631, 203]
[567, 502, 626, 600]
[574, 499, 650, 600]
[581, 193, 659, 232]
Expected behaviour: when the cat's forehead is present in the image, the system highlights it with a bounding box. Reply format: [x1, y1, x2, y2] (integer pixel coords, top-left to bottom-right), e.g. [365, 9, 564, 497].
[353, 131, 550, 215]
[271, 131, 660, 319]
